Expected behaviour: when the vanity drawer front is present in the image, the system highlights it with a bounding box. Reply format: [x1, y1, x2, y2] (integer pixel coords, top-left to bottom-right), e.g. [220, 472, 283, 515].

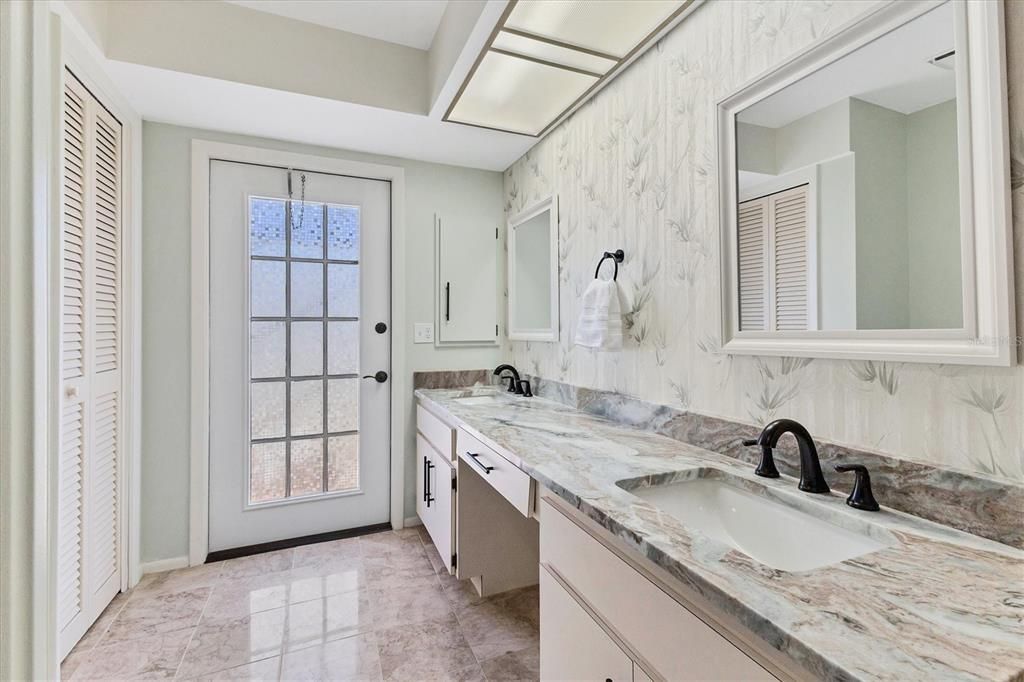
[417, 404, 454, 459]
[541, 497, 775, 681]
[457, 428, 533, 516]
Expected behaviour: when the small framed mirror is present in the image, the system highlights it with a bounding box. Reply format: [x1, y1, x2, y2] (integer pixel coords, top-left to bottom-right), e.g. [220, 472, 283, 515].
[718, 0, 1015, 366]
[508, 196, 559, 341]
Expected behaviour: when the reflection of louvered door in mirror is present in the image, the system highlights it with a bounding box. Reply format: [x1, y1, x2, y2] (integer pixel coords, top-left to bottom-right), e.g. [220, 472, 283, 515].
[59, 69, 123, 660]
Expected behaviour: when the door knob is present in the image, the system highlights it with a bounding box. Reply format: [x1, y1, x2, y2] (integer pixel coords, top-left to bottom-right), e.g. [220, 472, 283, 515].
[363, 371, 388, 383]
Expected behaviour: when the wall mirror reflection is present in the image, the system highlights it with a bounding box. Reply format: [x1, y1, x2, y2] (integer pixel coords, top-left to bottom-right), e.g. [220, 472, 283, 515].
[508, 196, 559, 341]
[718, 0, 1015, 365]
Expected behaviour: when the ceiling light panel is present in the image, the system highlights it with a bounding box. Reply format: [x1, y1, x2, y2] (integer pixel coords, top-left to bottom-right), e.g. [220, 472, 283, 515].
[492, 30, 618, 75]
[504, 0, 684, 59]
[448, 50, 598, 136]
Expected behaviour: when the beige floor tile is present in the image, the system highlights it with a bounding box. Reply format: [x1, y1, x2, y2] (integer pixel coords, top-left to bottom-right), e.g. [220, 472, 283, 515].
[69, 628, 192, 680]
[358, 531, 424, 559]
[479, 645, 540, 681]
[178, 656, 282, 681]
[455, 587, 539, 662]
[438, 572, 487, 612]
[283, 591, 374, 652]
[362, 549, 434, 590]
[60, 650, 90, 680]
[364, 575, 451, 631]
[220, 550, 294, 580]
[421, 539, 448, 574]
[101, 587, 210, 646]
[292, 537, 362, 569]
[132, 562, 223, 599]
[375, 615, 483, 682]
[72, 591, 129, 652]
[280, 632, 381, 681]
[177, 609, 287, 679]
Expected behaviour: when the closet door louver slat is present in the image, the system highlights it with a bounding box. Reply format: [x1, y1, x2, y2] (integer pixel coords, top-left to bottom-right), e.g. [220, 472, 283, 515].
[772, 186, 809, 331]
[59, 69, 123, 661]
[737, 199, 767, 331]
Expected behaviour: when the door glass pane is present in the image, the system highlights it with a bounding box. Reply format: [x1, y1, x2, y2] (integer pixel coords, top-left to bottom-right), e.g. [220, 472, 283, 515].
[291, 263, 323, 318]
[251, 382, 285, 439]
[251, 260, 286, 316]
[327, 321, 359, 375]
[328, 379, 358, 432]
[247, 196, 361, 505]
[250, 442, 286, 503]
[290, 200, 324, 259]
[250, 198, 286, 257]
[328, 264, 359, 318]
[290, 438, 324, 497]
[291, 321, 323, 377]
[328, 435, 359, 492]
[251, 321, 285, 378]
[290, 379, 323, 437]
[327, 205, 360, 260]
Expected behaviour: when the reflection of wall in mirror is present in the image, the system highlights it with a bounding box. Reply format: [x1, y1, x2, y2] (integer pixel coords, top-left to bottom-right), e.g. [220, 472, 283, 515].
[513, 212, 552, 330]
[736, 95, 960, 331]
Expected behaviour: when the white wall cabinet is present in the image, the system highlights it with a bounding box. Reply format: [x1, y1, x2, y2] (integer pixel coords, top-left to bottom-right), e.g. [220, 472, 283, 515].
[434, 212, 499, 345]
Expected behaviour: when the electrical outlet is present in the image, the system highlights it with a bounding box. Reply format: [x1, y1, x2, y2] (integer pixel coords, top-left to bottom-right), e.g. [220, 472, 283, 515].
[414, 323, 434, 344]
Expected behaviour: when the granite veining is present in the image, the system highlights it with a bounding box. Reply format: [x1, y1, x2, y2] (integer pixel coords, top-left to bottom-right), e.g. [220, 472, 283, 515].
[528, 375, 1024, 549]
[416, 386, 1024, 682]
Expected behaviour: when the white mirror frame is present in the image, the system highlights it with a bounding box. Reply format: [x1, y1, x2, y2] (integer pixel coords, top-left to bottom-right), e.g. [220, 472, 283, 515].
[508, 195, 560, 342]
[717, 0, 1015, 366]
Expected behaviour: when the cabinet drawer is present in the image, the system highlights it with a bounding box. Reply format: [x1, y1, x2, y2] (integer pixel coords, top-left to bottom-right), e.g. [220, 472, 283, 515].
[417, 404, 454, 459]
[457, 428, 532, 516]
[540, 566, 633, 682]
[541, 497, 775, 681]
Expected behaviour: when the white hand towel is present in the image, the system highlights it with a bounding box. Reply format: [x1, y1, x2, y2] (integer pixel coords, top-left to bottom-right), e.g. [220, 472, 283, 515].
[574, 278, 623, 350]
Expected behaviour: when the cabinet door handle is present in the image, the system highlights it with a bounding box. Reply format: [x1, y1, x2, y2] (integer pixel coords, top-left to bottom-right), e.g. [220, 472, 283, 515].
[466, 452, 494, 474]
[425, 460, 435, 507]
[445, 281, 451, 322]
[422, 456, 428, 502]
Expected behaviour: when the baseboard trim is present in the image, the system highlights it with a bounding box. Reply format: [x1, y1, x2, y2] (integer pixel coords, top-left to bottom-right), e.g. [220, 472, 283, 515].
[140, 556, 189, 575]
[404, 516, 423, 527]
[205, 522, 393, 563]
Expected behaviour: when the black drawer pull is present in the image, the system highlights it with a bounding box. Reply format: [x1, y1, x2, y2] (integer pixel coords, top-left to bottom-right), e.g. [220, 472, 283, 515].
[466, 452, 494, 474]
[425, 459, 435, 507]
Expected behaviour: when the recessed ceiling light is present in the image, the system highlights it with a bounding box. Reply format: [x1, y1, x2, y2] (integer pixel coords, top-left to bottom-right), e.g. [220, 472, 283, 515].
[445, 0, 697, 138]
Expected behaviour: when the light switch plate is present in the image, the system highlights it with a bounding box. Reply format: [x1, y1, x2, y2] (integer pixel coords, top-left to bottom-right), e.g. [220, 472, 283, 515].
[414, 323, 434, 344]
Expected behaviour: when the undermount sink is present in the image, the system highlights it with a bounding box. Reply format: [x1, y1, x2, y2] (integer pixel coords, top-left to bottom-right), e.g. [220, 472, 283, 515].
[453, 395, 504, 406]
[620, 470, 892, 572]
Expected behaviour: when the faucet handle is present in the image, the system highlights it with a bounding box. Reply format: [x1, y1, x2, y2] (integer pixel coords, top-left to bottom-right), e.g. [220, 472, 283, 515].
[834, 464, 880, 511]
[520, 379, 533, 397]
[742, 438, 779, 479]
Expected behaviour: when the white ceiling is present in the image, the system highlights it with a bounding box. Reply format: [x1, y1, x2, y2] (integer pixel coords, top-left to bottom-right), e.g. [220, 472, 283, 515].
[224, 0, 449, 50]
[739, 2, 956, 128]
[108, 60, 533, 171]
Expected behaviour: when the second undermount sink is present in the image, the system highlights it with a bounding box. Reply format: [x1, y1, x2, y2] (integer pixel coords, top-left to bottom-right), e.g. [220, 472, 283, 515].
[453, 395, 504, 406]
[620, 470, 893, 572]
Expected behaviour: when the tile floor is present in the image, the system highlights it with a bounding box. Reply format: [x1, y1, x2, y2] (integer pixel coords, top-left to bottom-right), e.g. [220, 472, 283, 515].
[61, 528, 540, 681]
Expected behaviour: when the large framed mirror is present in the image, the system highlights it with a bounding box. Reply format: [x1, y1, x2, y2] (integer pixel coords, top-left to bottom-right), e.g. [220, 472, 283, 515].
[508, 196, 559, 341]
[718, 0, 1015, 366]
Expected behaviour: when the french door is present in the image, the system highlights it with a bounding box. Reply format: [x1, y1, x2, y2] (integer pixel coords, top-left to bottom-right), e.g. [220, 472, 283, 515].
[207, 160, 391, 552]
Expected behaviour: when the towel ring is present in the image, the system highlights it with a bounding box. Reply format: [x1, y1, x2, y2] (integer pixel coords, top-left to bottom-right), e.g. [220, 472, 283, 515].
[594, 249, 625, 280]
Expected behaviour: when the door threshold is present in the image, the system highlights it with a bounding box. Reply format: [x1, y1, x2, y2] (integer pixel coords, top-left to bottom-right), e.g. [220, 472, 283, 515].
[206, 522, 393, 563]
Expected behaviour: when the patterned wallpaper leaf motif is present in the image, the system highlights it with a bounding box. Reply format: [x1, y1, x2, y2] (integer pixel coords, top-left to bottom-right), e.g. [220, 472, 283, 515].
[506, 0, 1024, 482]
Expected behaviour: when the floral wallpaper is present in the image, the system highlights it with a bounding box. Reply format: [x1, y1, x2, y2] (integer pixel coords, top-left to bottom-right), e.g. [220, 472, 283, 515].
[505, 0, 1024, 482]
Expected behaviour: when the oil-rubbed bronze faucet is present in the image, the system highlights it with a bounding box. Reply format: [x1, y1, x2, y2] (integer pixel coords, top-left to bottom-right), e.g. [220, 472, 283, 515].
[743, 419, 830, 494]
[493, 364, 525, 395]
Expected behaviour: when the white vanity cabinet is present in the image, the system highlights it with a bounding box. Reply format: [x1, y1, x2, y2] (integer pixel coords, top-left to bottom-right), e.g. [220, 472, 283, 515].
[416, 405, 455, 572]
[540, 494, 793, 682]
[415, 404, 538, 595]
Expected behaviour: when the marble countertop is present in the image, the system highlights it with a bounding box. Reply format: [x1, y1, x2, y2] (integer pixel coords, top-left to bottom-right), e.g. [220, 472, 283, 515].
[415, 385, 1024, 682]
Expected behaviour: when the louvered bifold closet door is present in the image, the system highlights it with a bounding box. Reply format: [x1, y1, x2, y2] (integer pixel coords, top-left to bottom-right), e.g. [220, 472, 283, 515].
[737, 198, 767, 331]
[59, 69, 123, 660]
[771, 185, 809, 331]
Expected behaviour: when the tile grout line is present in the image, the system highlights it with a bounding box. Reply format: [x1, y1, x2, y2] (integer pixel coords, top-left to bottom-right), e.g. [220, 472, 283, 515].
[170, 586, 214, 680]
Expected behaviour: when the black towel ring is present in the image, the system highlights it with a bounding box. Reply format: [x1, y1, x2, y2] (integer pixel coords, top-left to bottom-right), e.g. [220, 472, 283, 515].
[594, 249, 625, 281]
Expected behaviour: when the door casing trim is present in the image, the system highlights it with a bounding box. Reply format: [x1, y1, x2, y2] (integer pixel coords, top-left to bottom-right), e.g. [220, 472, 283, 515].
[189, 140, 407, 566]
